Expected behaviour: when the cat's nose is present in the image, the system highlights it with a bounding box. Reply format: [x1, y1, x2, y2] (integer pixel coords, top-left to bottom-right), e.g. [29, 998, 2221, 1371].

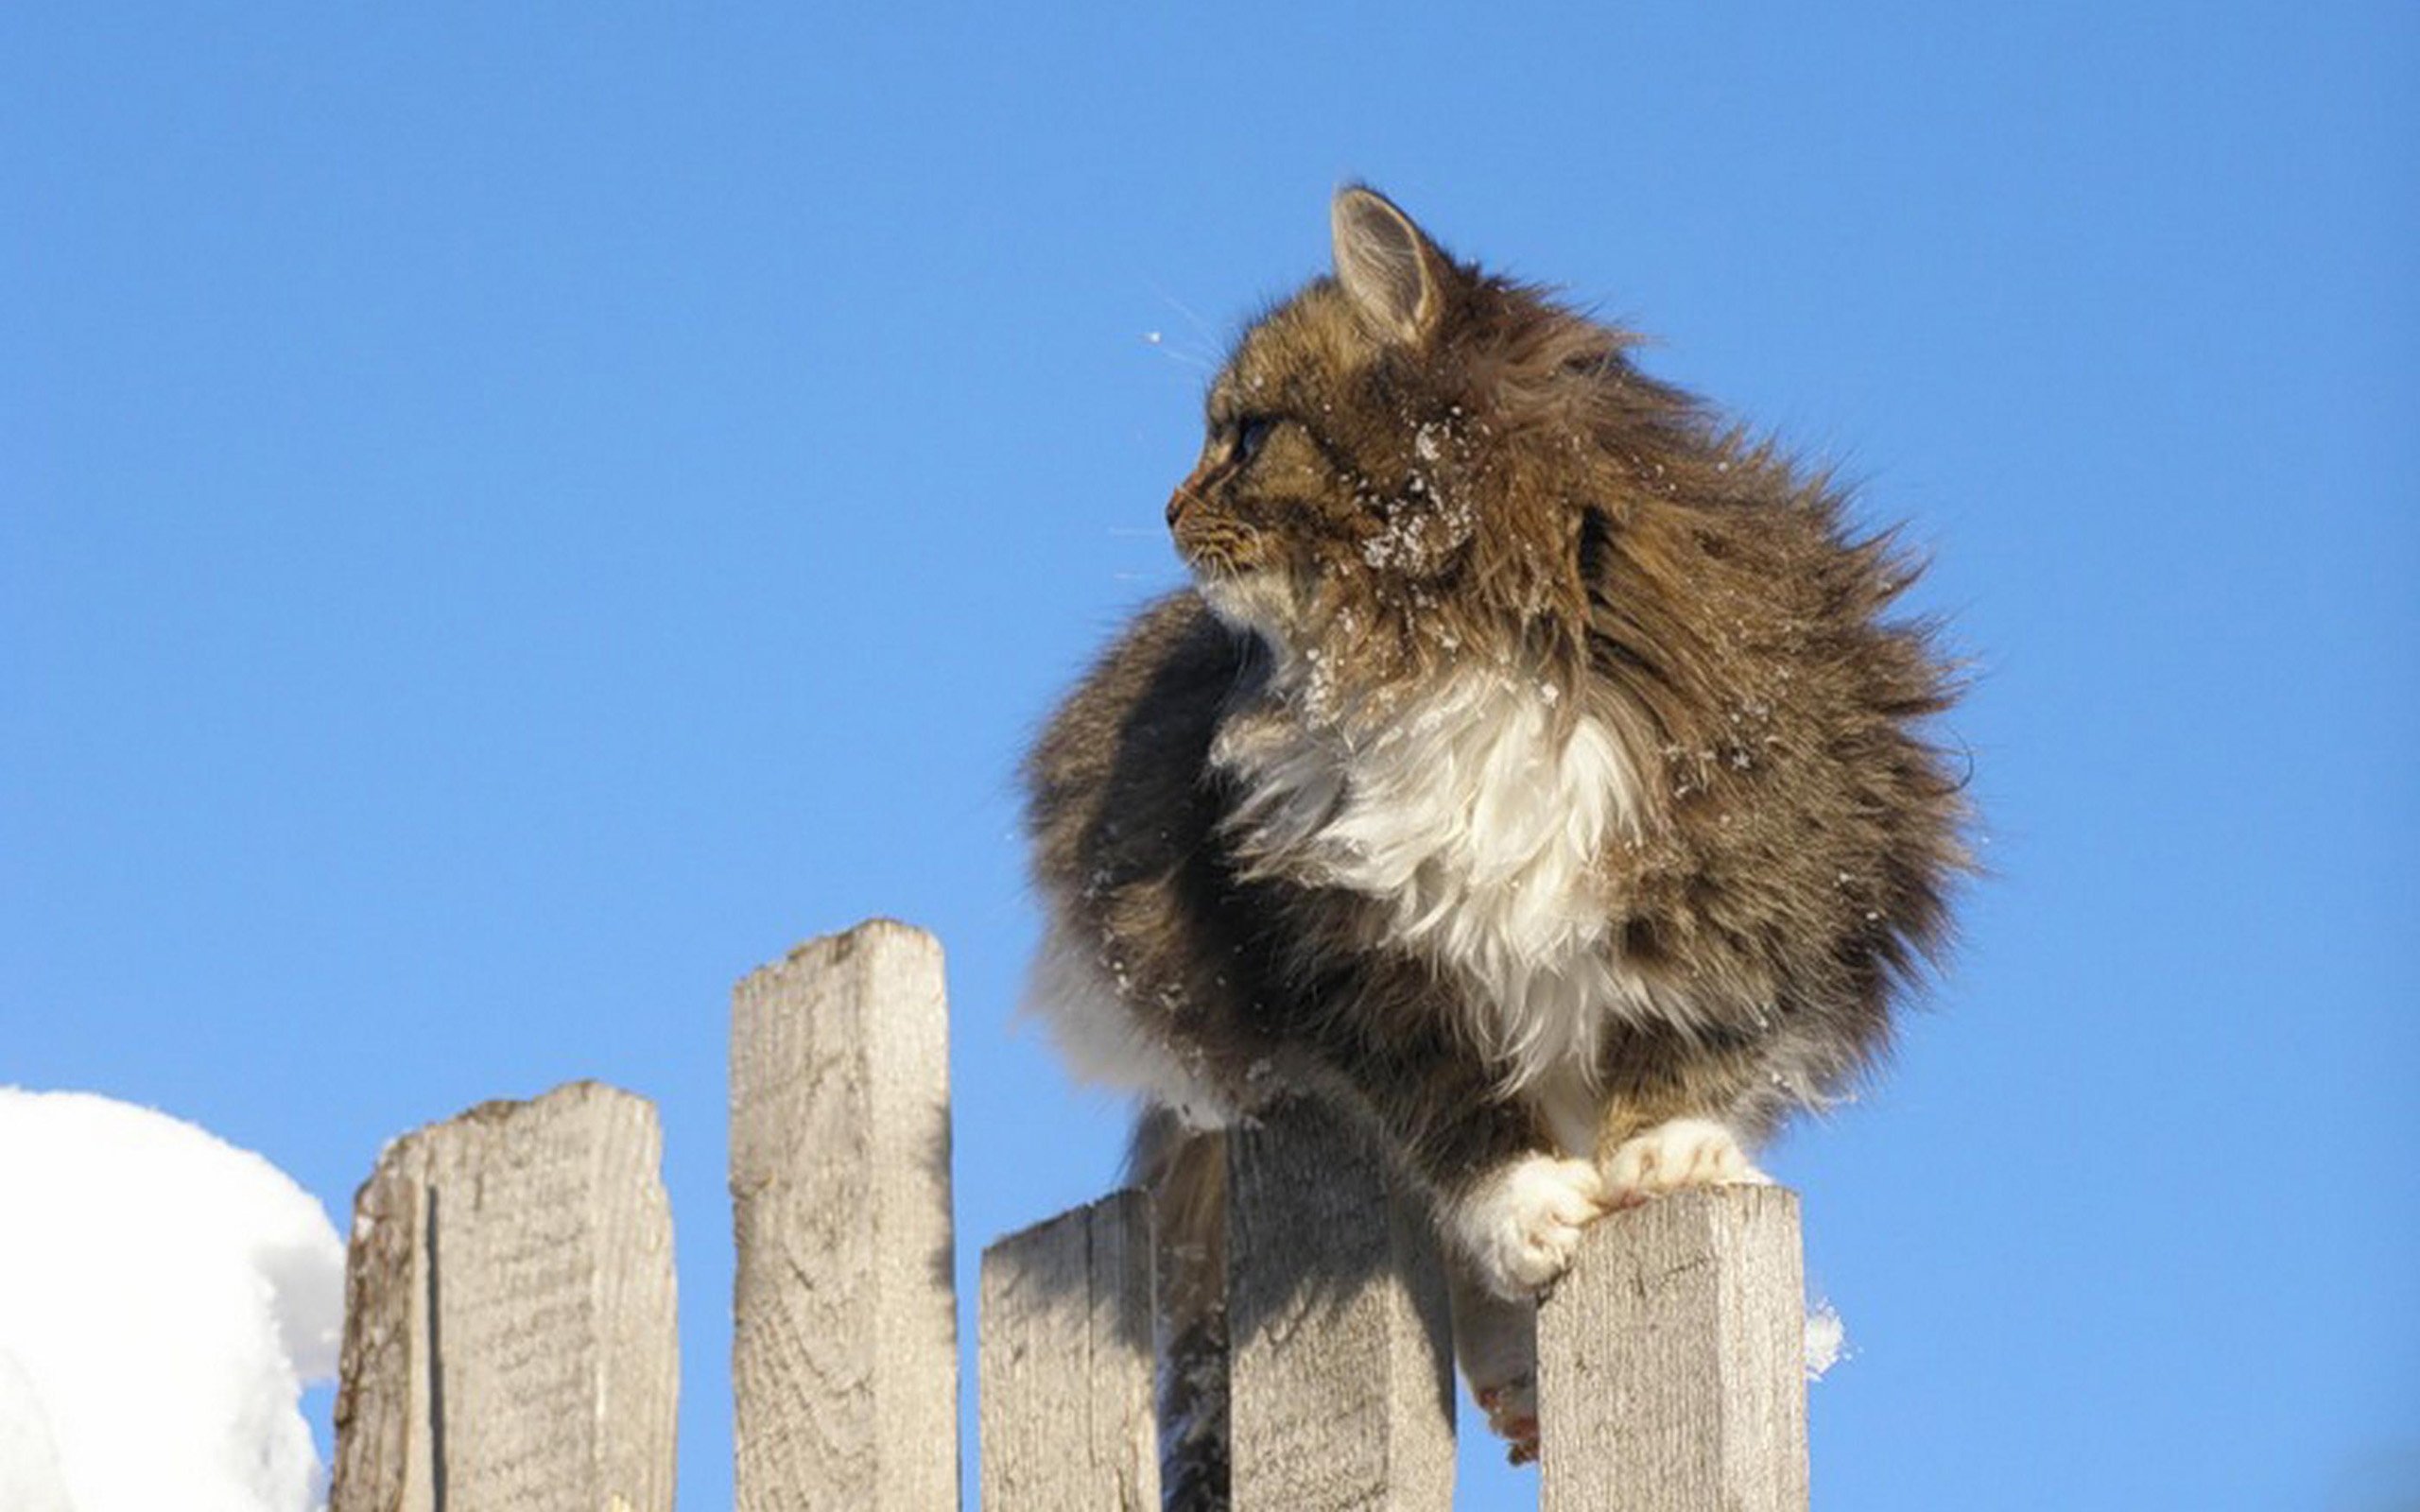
[1165, 487, 1190, 528]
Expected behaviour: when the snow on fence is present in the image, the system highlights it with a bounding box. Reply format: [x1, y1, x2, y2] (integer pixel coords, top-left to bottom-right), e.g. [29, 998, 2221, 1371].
[325, 918, 1811, 1511]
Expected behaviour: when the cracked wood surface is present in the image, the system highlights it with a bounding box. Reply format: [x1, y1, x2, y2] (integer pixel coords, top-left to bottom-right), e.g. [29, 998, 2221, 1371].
[1226, 1098, 1456, 1512]
[731, 919, 959, 1512]
[1538, 1185, 1807, 1512]
[330, 1081, 678, 1512]
[979, 1188, 1158, 1511]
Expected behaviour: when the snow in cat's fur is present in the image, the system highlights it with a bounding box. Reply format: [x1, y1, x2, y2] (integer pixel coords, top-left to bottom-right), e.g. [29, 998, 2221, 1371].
[1026, 921, 1236, 1130]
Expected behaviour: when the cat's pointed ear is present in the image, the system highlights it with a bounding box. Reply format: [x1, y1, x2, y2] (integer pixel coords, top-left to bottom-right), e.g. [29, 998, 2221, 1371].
[1331, 186, 1449, 346]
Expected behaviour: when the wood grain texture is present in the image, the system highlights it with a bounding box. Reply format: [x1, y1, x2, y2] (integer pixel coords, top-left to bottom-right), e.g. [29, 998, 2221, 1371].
[1537, 1186, 1807, 1512]
[730, 919, 959, 1512]
[979, 1189, 1159, 1511]
[330, 1143, 429, 1512]
[1225, 1098, 1456, 1512]
[329, 1081, 679, 1512]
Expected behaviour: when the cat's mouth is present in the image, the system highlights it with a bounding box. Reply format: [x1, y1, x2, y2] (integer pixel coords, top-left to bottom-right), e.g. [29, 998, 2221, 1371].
[1168, 508, 1262, 583]
[1167, 486, 1231, 558]
[1167, 481, 1293, 635]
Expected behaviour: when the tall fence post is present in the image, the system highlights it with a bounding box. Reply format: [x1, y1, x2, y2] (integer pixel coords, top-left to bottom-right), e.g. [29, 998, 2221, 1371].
[979, 1188, 1159, 1511]
[1537, 1185, 1809, 1512]
[328, 1080, 679, 1512]
[1225, 1097, 1457, 1511]
[730, 919, 960, 1511]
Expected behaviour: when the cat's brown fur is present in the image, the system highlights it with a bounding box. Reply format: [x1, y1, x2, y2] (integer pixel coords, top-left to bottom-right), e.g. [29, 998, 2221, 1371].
[1024, 188, 1966, 1477]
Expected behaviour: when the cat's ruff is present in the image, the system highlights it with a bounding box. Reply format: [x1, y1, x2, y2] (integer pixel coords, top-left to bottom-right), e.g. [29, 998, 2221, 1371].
[1209, 626, 1698, 1101]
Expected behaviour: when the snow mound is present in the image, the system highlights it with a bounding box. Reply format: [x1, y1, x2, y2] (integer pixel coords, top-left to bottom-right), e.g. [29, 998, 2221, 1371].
[0, 1089, 345, 1512]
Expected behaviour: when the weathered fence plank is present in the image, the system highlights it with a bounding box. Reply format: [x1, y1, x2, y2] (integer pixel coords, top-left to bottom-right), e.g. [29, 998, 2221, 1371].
[1537, 1185, 1808, 1512]
[329, 1080, 678, 1512]
[1225, 1098, 1456, 1511]
[979, 1188, 1159, 1511]
[730, 919, 960, 1512]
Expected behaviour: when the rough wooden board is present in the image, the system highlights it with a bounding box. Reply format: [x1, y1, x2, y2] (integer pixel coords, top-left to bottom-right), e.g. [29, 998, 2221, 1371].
[1225, 1099, 1456, 1512]
[979, 1189, 1159, 1511]
[1537, 1186, 1808, 1512]
[329, 1081, 679, 1512]
[330, 1149, 430, 1512]
[1151, 1127, 1232, 1512]
[730, 919, 959, 1512]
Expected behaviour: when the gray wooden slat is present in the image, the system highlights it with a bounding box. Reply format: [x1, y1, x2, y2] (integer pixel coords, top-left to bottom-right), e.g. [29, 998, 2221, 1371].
[979, 1188, 1159, 1511]
[1537, 1185, 1808, 1512]
[730, 919, 959, 1512]
[329, 1081, 678, 1512]
[1225, 1098, 1456, 1511]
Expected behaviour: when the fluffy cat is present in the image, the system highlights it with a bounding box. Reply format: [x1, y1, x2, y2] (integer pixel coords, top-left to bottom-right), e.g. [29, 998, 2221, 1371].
[1023, 187, 1965, 1479]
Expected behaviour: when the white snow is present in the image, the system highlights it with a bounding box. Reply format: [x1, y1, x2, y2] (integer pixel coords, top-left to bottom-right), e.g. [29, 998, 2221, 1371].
[0, 1089, 345, 1512]
[1804, 1298, 1847, 1381]
[0, 1349, 75, 1512]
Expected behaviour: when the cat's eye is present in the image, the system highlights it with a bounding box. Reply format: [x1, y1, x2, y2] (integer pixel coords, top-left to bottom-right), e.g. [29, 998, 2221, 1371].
[1232, 415, 1277, 466]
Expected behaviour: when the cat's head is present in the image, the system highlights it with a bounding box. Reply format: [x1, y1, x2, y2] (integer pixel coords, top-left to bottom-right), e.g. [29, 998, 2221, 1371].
[1167, 187, 1642, 684]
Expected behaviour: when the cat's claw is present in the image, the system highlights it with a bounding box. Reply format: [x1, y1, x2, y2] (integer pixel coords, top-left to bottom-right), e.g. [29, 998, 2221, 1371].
[1599, 1117, 1768, 1209]
[1451, 1155, 1607, 1298]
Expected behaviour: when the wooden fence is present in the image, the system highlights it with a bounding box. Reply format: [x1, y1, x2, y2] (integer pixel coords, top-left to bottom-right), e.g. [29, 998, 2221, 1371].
[326, 918, 1811, 1511]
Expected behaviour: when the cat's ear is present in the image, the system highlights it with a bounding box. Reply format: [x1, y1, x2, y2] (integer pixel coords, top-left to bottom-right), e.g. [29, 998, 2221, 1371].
[1331, 186, 1449, 346]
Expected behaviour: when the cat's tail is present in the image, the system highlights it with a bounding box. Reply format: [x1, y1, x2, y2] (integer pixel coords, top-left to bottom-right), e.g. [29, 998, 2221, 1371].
[1128, 1106, 1231, 1512]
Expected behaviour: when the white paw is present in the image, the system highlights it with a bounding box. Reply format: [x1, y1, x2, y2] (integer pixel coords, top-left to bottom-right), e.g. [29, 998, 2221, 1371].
[1599, 1117, 1768, 1208]
[1449, 1155, 1607, 1299]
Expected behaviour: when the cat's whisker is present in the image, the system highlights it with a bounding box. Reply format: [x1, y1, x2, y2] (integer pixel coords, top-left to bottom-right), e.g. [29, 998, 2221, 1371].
[1143, 276, 1222, 342]
[1142, 336, 1216, 374]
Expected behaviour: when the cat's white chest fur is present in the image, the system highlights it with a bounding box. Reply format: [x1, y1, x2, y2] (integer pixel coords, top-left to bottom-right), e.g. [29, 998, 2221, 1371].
[1215, 657, 1677, 1098]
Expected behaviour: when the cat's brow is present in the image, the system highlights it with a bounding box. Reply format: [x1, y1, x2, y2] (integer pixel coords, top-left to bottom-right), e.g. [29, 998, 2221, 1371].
[1206, 343, 1297, 426]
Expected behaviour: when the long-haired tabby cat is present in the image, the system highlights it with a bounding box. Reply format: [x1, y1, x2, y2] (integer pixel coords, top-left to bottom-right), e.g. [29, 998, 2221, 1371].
[1024, 187, 1965, 1482]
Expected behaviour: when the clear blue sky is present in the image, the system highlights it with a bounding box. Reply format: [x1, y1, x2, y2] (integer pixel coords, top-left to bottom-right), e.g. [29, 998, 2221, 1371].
[5, 4, 2414, 1507]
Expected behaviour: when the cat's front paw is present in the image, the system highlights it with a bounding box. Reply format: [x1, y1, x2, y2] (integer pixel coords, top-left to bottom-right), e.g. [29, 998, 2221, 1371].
[1450, 1155, 1607, 1299]
[1599, 1117, 1768, 1209]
